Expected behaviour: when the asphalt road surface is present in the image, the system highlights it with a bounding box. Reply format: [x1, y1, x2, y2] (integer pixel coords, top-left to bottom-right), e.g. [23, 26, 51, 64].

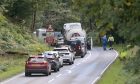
[1, 47, 118, 84]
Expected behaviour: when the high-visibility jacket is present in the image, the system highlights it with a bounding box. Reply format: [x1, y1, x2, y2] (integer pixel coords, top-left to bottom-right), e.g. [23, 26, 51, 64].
[108, 36, 114, 42]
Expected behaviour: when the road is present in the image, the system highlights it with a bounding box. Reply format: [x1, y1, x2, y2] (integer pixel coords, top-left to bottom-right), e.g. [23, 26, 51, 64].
[1, 47, 118, 84]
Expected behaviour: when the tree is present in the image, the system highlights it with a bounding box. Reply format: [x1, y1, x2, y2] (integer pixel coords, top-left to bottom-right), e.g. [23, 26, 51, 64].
[6, 0, 33, 22]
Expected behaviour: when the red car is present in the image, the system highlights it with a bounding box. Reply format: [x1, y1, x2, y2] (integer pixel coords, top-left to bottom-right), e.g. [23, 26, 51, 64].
[25, 56, 51, 76]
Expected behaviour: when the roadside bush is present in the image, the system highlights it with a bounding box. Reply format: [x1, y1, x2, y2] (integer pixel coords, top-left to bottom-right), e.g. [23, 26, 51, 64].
[26, 43, 51, 54]
[0, 65, 7, 72]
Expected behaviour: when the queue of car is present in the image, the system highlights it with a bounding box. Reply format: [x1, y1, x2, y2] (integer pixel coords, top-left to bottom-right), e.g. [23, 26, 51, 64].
[25, 45, 77, 76]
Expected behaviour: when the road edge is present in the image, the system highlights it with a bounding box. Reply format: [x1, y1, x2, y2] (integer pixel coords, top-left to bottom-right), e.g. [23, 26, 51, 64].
[91, 50, 119, 84]
[1, 73, 24, 84]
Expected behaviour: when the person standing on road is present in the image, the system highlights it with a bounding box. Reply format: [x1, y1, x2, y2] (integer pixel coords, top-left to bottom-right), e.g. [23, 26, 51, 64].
[101, 35, 108, 50]
[108, 35, 114, 50]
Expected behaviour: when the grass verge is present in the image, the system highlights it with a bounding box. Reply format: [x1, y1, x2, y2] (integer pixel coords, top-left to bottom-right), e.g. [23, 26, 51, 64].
[97, 44, 134, 84]
[0, 55, 27, 82]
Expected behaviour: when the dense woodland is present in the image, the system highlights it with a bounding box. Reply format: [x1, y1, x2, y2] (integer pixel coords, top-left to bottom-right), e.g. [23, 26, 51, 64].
[0, 0, 140, 83]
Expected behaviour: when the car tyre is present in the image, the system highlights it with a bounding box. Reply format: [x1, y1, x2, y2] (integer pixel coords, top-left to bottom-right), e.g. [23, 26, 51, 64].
[54, 68, 58, 72]
[49, 71, 51, 75]
[45, 71, 49, 76]
[25, 72, 31, 76]
[81, 54, 84, 58]
[69, 61, 72, 65]
[72, 61, 74, 64]
[61, 64, 63, 67]
[57, 67, 60, 71]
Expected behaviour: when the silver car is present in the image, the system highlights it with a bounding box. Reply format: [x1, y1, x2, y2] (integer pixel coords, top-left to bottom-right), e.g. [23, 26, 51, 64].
[43, 51, 63, 67]
[53, 47, 75, 65]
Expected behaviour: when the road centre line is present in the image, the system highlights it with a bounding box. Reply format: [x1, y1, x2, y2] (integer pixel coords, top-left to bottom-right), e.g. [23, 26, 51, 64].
[91, 50, 119, 84]
[70, 66, 76, 69]
[56, 74, 62, 78]
[76, 63, 81, 65]
[48, 79, 54, 83]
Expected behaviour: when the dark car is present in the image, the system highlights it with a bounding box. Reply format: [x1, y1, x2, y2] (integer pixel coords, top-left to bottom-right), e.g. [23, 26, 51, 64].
[69, 40, 85, 58]
[25, 56, 51, 76]
[43, 53, 60, 72]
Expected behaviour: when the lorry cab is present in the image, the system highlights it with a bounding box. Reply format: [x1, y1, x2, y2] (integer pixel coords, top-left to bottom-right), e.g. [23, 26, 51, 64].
[34, 27, 57, 46]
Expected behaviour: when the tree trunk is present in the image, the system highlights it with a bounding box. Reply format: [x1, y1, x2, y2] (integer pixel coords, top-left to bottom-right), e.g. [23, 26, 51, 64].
[31, 10, 36, 32]
[89, 18, 92, 29]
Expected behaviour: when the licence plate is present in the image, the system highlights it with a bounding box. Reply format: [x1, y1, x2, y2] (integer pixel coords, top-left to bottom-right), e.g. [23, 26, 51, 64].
[31, 64, 40, 66]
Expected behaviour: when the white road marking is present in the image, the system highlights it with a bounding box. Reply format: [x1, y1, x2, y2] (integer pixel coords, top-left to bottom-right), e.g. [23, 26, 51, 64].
[91, 76, 100, 84]
[66, 70, 72, 74]
[56, 74, 62, 78]
[89, 51, 92, 56]
[91, 50, 119, 84]
[70, 66, 76, 69]
[48, 79, 54, 83]
[76, 63, 81, 65]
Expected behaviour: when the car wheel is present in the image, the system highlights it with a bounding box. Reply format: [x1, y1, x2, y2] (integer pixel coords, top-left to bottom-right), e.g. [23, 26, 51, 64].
[69, 61, 72, 65]
[57, 67, 60, 71]
[81, 54, 84, 58]
[73, 57, 75, 60]
[54, 68, 58, 72]
[49, 71, 51, 75]
[25, 72, 31, 76]
[72, 61, 74, 64]
[61, 64, 63, 67]
[45, 70, 49, 76]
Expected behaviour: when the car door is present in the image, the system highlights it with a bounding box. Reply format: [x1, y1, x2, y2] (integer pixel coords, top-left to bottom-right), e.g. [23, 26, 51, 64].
[57, 52, 63, 65]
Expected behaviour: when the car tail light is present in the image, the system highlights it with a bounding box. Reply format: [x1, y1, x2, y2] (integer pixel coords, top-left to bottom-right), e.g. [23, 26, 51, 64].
[78, 46, 81, 49]
[43, 61, 48, 64]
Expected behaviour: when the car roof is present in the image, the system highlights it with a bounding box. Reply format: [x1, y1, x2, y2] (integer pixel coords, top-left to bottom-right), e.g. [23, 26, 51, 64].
[44, 51, 58, 53]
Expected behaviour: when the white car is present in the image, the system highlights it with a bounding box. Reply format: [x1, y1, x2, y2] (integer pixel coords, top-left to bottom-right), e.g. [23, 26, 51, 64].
[43, 51, 63, 67]
[53, 47, 75, 65]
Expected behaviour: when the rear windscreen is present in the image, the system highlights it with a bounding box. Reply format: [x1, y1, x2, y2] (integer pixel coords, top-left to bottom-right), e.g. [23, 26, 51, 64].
[60, 53, 69, 55]
[29, 57, 45, 62]
[54, 49, 68, 52]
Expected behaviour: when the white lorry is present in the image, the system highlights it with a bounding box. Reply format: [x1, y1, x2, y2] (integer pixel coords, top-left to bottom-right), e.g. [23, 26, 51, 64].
[63, 23, 87, 57]
[63, 23, 86, 41]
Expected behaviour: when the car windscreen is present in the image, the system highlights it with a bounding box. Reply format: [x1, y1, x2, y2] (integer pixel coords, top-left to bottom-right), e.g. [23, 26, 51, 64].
[28, 57, 45, 63]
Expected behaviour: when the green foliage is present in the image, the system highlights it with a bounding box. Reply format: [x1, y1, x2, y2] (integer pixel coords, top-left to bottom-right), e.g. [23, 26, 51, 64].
[26, 43, 51, 54]
[6, 0, 33, 21]
[126, 75, 140, 84]
[0, 55, 27, 81]
[43, 0, 79, 31]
